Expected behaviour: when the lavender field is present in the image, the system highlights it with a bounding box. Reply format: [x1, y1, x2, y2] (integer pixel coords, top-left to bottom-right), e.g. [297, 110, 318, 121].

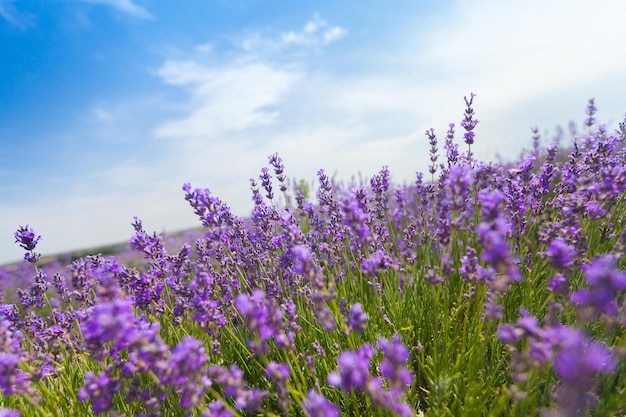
[1, 97, 626, 416]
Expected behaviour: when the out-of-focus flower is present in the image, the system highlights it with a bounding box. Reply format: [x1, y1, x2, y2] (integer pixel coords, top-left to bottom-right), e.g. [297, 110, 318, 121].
[571, 255, 626, 318]
[208, 364, 268, 413]
[328, 343, 374, 391]
[162, 337, 209, 407]
[81, 298, 137, 349]
[77, 370, 122, 415]
[585, 98, 597, 128]
[378, 334, 413, 395]
[234, 289, 289, 354]
[547, 273, 570, 297]
[361, 250, 391, 277]
[204, 400, 234, 417]
[348, 303, 368, 333]
[0, 318, 33, 397]
[302, 390, 339, 417]
[545, 238, 576, 270]
[554, 338, 615, 387]
[497, 324, 522, 344]
[265, 361, 291, 413]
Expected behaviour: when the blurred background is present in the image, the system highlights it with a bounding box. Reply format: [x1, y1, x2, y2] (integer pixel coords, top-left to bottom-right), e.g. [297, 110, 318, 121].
[2, 0, 626, 264]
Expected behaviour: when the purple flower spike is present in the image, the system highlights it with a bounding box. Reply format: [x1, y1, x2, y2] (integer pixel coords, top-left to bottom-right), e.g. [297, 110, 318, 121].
[292, 245, 313, 275]
[265, 361, 291, 413]
[234, 289, 287, 354]
[378, 334, 413, 395]
[555, 340, 615, 387]
[0, 353, 22, 395]
[585, 97, 597, 128]
[582, 256, 626, 290]
[361, 250, 391, 277]
[547, 273, 570, 297]
[497, 324, 522, 344]
[348, 303, 368, 333]
[81, 298, 136, 348]
[14, 225, 41, 263]
[478, 189, 505, 222]
[545, 238, 575, 270]
[205, 400, 234, 417]
[328, 343, 374, 392]
[571, 255, 626, 318]
[14, 225, 41, 251]
[302, 390, 339, 417]
[269, 153, 287, 192]
[461, 93, 479, 146]
[163, 337, 209, 407]
[77, 371, 122, 415]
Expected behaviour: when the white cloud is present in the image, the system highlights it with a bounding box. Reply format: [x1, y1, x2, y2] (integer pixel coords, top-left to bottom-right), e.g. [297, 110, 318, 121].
[154, 60, 302, 140]
[416, 0, 626, 108]
[78, 0, 152, 19]
[281, 13, 346, 46]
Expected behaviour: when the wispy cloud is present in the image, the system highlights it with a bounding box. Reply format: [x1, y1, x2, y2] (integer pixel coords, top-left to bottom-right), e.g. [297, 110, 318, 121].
[0, 1, 35, 29]
[154, 60, 301, 140]
[281, 13, 346, 46]
[78, 0, 153, 19]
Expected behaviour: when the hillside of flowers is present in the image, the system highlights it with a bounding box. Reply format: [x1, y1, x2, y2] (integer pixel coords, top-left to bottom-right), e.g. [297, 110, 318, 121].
[1, 96, 626, 416]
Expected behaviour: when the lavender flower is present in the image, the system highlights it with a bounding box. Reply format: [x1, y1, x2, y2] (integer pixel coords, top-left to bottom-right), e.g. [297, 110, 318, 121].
[361, 250, 391, 277]
[328, 343, 374, 391]
[461, 93, 479, 147]
[162, 337, 209, 407]
[0, 353, 24, 396]
[378, 334, 413, 395]
[348, 303, 368, 333]
[585, 97, 597, 128]
[545, 238, 575, 270]
[302, 390, 339, 417]
[571, 255, 626, 318]
[269, 153, 288, 193]
[426, 128, 438, 179]
[205, 400, 234, 417]
[549, 325, 617, 415]
[234, 289, 289, 354]
[547, 273, 570, 297]
[444, 122, 459, 167]
[553, 337, 615, 387]
[14, 225, 41, 263]
[77, 370, 122, 415]
[208, 364, 268, 413]
[260, 167, 274, 200]
[81, 298, 137, 351]
[497, 324, 522, 344]
[265, 361, 291, 413]
[0, 318, 33, 397]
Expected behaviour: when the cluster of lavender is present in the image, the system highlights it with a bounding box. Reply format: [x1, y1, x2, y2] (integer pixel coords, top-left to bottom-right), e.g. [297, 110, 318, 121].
[1, 97, 626, 416]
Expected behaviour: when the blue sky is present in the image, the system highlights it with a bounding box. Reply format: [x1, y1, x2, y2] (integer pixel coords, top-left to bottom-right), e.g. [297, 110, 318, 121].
[2, 0, 626, 264]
